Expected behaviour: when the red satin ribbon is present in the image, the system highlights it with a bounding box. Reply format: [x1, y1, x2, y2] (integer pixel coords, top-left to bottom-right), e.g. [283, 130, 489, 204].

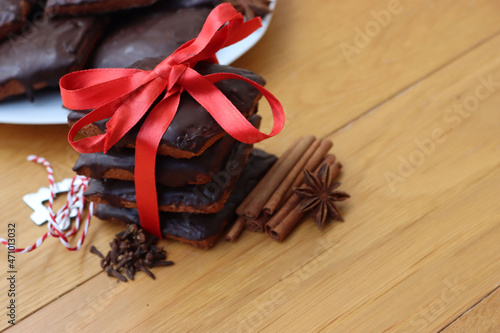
[60, 4, 285, 237]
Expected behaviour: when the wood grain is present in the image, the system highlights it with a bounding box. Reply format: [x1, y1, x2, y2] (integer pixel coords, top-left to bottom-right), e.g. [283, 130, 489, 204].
[443, 287, 500, 333]
[1, 0, 500, 331]
[0, 125, 128, 329]
[236, 0, 500, 154]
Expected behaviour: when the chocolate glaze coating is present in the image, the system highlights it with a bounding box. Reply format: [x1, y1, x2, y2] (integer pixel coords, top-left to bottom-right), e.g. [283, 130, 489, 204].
[68, 60, 265, 157]
[0, 16, 105, 100]
[84, 138, 254, 213]
[0, 0, 25, 42]
[74, 115, 261, 187]
[90, 7, 211, 69]
[94, 149, 277, 247]
[45, 0, 159, 16]
[167, 0, 215, 8]
[0, 0, 20, 24]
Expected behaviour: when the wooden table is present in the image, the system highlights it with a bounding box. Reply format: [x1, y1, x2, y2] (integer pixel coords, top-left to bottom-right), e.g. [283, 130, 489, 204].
[1, 0, 500, 331]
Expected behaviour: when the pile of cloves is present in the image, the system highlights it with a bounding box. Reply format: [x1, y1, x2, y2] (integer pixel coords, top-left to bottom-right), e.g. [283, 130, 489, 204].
[90, 224, 174, 282]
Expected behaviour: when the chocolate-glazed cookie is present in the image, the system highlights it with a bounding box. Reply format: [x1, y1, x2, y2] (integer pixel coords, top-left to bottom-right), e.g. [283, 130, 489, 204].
[0, 0, 31, 42]
[68, 60, 265, 158]
[84, 138, 254, 214]
[45, 0, 159, 16]
[74, 115, 261, 187]
[90, 6, 211, 69]
[168, 0, 215, 9]
[0, 16, 106, 101]
[94, 149, 278, 248]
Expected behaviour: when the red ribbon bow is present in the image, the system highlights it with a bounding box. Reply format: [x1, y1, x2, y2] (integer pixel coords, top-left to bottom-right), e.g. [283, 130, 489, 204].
[60, 4, 285, 237]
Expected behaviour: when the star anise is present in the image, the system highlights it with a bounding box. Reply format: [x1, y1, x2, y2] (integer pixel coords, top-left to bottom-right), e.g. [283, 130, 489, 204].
[221, 0, 272, 20]
[294, 163, 350, 229]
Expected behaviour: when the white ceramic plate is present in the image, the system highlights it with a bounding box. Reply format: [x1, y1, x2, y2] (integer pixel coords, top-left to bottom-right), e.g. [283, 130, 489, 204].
[0, 1, 276, 125]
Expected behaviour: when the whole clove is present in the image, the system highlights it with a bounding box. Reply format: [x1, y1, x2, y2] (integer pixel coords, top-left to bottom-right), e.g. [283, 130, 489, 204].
[152, 261, 175, 267]
[105, 266, 127, 282]
[135, 259, 155, 280]
[89, 245, 104, 259]
[89, 224, 174, 282]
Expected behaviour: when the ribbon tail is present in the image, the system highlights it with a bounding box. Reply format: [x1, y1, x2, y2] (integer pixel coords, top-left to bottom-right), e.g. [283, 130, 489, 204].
[182, 69, 285, 144]
[165, 4, 259, 66]
[134, 93, 181, 237]
[221, 16, 262, 48]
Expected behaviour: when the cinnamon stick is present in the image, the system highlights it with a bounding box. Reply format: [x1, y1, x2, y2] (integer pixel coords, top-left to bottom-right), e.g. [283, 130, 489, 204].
[268, 206, 306, 242]
[283, 139, 334, 200]
[245, 213, 271, 233]
[264, 194, 302, 234]
[268, 157, 343, 242]
[225, 216, 246, 242]
[240, 135, 316, 220]
[236, 137, 299, 216]
[263, 138, 333, 216]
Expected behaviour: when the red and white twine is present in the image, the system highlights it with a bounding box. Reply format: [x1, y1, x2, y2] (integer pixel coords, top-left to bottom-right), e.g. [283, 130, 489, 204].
[0, 155, 93, 253]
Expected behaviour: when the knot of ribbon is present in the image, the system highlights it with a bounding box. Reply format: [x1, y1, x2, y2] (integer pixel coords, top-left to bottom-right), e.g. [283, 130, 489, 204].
[60, 4, 285, 237]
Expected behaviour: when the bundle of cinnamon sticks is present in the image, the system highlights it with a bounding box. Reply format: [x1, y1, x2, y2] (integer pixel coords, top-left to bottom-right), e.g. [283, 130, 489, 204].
[226, 135, 343, 242]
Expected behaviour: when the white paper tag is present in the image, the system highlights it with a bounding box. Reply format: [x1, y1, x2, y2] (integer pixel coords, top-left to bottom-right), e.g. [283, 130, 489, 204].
[23, 178, 82, 230]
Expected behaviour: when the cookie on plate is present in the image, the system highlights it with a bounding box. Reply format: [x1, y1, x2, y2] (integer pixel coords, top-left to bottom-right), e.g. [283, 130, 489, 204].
[45, 0, 160, 16]
[0, 16, 105, 101]
[90, 7, 211, 69]
[0, 0, 32, 42]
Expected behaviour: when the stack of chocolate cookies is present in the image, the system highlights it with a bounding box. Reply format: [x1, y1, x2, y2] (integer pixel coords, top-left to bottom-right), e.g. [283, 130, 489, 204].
[70, 58, 277, 248]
